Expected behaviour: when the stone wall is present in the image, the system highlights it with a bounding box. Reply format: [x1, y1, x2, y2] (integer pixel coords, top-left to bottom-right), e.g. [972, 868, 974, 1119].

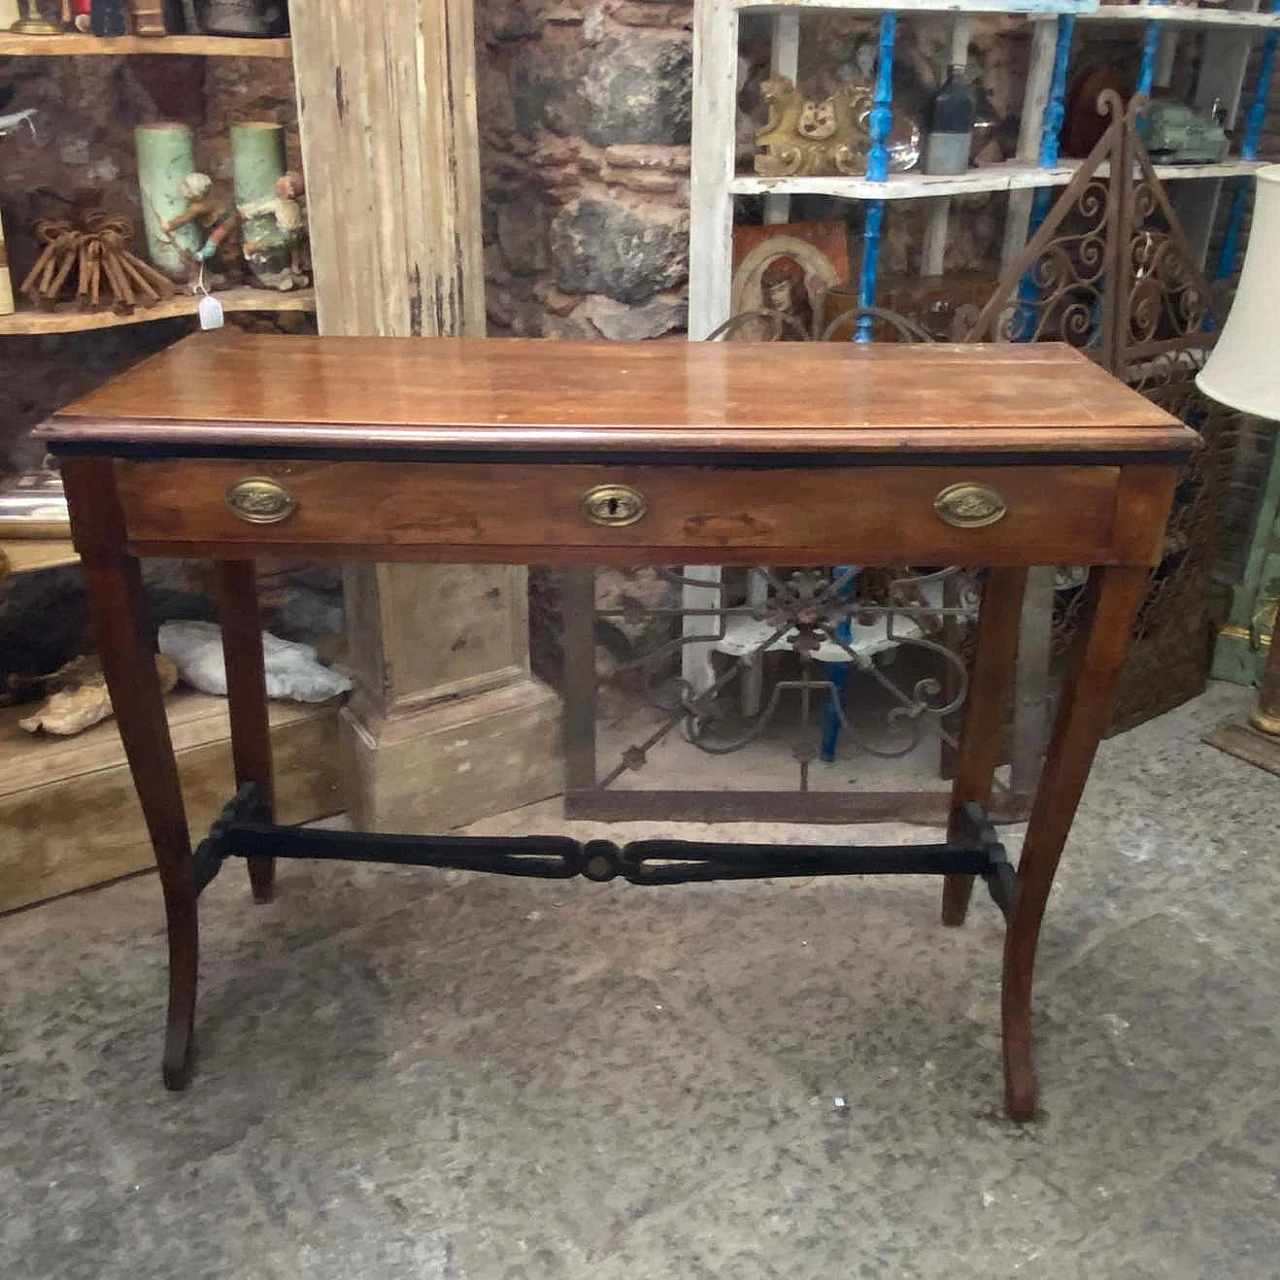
[474, 2, 1045, 342]
[476, 0, 694, 341]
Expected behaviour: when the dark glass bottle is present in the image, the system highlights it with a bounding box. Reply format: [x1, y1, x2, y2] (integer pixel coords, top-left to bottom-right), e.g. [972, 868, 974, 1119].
[924, 65, 977, 176]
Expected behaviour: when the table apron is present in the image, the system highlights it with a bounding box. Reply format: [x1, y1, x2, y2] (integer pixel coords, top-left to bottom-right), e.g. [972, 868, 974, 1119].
[109, 458, 1177, 568]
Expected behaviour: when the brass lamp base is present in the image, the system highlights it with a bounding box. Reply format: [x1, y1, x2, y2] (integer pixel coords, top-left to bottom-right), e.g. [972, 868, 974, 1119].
[1248, 705, 1280, 736]
[10, 18, 65, 33]
[1203, 716, 1280, 778]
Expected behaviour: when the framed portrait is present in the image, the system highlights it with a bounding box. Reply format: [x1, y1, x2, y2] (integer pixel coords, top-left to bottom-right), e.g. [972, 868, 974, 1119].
[729, 220, 851, 340]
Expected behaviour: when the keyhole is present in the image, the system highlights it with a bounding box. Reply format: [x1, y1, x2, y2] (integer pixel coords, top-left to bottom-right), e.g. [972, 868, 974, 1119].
[583, 485, 645, 526]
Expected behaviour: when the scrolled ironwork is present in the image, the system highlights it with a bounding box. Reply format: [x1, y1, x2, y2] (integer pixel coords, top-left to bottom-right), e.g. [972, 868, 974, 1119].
[584, 563, 980, 793]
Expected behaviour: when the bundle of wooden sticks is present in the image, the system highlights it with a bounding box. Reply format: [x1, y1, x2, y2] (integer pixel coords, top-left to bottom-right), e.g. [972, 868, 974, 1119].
[19, 209, 176, 314]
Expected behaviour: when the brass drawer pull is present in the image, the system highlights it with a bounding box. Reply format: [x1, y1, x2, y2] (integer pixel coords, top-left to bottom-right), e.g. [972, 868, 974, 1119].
[582, 484, 647, 527]
[933, 482, 1007, 529]
[225, 477, 296, 525]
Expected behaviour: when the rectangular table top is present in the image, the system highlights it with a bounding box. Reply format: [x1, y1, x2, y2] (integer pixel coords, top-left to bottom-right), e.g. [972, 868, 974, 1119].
[37, 331, 1196, 461]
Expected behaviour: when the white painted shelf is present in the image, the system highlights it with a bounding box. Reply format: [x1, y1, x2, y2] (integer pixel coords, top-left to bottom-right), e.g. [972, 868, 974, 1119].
[731, 156, 1266, 200]
[735, 0, 1098, 12]
[1064, 5, 1280, 27]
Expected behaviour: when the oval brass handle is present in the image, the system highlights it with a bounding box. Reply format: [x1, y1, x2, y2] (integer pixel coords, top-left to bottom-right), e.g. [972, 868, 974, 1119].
[225, 477, 296, 525]
[582, 484, 647, 527]
[933, 482, 1008, 529]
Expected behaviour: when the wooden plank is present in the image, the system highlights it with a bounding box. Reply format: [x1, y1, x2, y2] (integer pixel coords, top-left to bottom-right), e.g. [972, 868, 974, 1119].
[290, 0, 484, 340]
[0, 287, 314, 336]
[689, 0, 741, 338]
[0, 540, 78, 575]
[0, 692, 341, 914]
[1202, 718, 1280, 777]
[0, 33, 291, 56]
[1002, 19, 1057, 277]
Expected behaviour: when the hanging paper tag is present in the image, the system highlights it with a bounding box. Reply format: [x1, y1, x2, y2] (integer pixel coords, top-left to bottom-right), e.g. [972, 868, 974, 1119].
[198, 294, 224, 331]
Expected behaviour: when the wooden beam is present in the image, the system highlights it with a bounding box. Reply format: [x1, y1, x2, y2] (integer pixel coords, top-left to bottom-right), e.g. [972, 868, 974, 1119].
[290, 0, 485, 339]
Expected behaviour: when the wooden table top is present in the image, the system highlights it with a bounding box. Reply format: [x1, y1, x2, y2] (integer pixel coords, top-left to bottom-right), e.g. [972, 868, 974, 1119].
[37, 330, 1196, 460]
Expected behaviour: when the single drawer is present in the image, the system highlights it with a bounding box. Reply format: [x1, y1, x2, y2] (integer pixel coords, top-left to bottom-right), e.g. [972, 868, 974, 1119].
[114, 458, 1124, 565]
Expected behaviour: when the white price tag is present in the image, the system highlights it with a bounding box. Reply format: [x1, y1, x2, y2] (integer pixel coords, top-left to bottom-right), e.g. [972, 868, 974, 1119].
[198, 294, 224, 331]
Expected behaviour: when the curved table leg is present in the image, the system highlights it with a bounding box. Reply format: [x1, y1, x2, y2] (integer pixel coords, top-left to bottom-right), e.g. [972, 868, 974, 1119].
[215, 560, 276, 902]
[944, 567, 1027, 926]
[1003, 565, 1148, 1121]
[65, 459, 199, 1090]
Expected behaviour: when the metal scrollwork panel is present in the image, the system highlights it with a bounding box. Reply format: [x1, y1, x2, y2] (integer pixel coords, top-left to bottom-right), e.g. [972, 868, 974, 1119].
[562, 563, 985, 820]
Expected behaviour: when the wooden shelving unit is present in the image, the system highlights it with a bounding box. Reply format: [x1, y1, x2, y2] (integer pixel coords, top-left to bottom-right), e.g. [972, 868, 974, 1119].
[0, 286, 314, 335]
[0, 33, 290, 57]
[731, 156, 1268, 199]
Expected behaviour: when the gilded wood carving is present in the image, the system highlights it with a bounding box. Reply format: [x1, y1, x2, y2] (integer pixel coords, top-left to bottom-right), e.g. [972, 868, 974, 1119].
[754, 76, 872, 178]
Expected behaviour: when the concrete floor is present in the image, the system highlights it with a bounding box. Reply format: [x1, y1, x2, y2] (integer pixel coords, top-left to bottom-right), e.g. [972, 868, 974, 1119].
[4, 681, 1280, 1279]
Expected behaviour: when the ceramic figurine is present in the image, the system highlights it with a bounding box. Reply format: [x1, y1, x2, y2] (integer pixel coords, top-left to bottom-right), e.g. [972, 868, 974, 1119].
[238, 171, 308, 290]
[162, 172, 240, 282]
[232, 120, 307, 288]
[754, 75, 872, 178]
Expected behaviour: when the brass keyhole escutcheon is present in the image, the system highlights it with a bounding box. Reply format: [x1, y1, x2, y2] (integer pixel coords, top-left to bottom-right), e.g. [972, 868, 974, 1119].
[933, 482, 1008, 529]
[582, 484, 647, 527]
[225, 477, 297, 525]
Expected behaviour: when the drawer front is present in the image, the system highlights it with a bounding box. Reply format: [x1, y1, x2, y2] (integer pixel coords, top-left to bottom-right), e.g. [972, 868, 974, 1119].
[114, 459, 1123, 565]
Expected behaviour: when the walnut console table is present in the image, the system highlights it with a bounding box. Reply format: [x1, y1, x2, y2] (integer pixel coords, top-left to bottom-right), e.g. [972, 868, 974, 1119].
[36, 331, 1196, 1121]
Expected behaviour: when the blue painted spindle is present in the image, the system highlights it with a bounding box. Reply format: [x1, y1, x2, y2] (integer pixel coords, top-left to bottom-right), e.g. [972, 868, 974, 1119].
[1136, 19, 1162, 99]
[855, 12, 898, 343]
[820, 566, 858, 763]
[1029, 12, 1076, 233]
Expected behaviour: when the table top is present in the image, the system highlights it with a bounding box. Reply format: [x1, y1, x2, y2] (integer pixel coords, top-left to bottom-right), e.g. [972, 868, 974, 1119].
[37, 330, 1196, 461]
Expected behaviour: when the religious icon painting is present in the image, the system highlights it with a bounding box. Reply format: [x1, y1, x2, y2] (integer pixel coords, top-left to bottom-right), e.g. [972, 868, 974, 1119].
[729, 220, 851, 341]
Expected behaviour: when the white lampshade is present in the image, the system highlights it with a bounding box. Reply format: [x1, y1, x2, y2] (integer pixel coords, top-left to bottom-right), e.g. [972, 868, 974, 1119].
[1197, 164, 1280, 419]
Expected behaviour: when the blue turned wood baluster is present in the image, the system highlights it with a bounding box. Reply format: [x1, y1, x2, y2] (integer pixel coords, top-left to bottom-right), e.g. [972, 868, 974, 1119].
[1217, 18, 1278, 280]
[855, 12, 897, 343]
[827, 14, 896, 758]
[1017, 14, 1075, 338]
[820, 566, 858, 763]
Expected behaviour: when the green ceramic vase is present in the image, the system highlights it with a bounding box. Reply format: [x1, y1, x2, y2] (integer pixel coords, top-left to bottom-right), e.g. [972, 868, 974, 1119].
[231, 122, 294, 288]
[135, 123, 199, 281]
